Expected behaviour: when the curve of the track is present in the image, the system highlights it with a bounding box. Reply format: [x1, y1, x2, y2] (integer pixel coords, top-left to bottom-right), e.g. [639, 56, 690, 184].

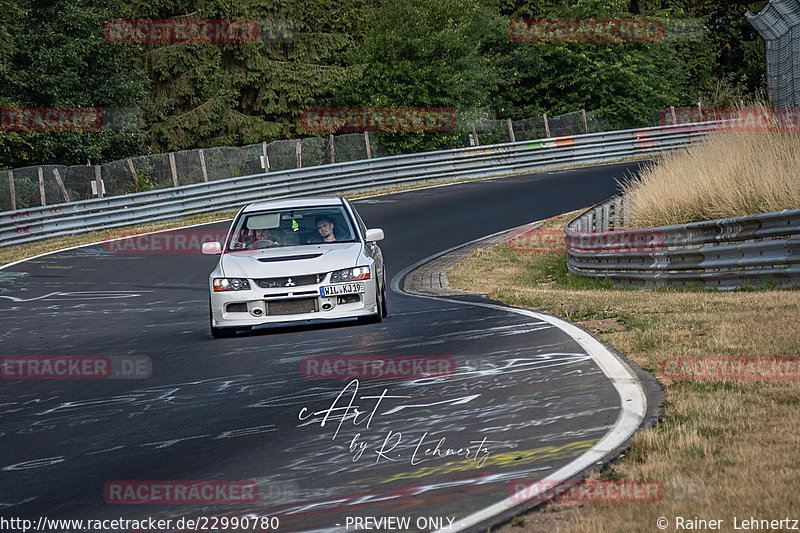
[0, 162, 652, 532]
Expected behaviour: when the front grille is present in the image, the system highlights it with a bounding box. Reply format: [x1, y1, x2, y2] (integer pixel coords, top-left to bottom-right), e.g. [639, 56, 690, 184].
[255, 273, 325, 288]
[267, 298, 319, 316]
[226, 302, 248, 313]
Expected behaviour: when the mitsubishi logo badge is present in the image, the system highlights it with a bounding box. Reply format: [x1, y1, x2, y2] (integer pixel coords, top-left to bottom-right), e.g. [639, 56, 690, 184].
[285, 278, 296, 287]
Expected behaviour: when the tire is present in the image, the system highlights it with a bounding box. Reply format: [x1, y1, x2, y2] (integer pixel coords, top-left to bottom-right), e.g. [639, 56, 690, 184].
[358, 282, 383, 324]
[211, 326, 237, 338]
[380, 274, 388, 318]
[210, 301, 237, 338]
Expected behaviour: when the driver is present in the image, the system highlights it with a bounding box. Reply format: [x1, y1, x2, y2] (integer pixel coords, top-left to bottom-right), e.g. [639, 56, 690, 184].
[246, 228, 282, 248]
[315, 216, 336, 243]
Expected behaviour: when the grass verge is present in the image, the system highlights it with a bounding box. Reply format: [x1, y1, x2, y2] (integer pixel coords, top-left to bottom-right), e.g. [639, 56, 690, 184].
[447, 211, 800, 533]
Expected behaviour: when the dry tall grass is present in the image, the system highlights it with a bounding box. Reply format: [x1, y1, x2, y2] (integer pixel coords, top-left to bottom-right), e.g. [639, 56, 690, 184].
[621, 130, 800, 228]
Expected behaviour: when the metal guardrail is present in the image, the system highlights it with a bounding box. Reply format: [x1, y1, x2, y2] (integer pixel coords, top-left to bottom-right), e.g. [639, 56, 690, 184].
[565, 194, 800, 289]
[0, 121, 721, 247]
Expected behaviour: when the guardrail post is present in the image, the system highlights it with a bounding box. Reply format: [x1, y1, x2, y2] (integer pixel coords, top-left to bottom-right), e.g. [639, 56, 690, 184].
[200, 149, 209, 180]
[8, 170, 16, 211]
[612, 196, 622, 228]
[329, 134, 335, 164]
[543, 113, 551, 138]
[507, 118, 516, 142]
[296, 139, 302, 168]
[622, 196, 629, 228]
[364, 132, 372, 159]
[670, 106, 678, 125]
[94, 165, 104, 198]
[37, 166, 46, 206]
[52, 168, 71, 202]
[581, 109, 588, 134]
[168, 152, 179, 187]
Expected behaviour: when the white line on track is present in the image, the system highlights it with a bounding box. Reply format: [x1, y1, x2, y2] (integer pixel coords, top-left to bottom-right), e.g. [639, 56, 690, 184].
[390, 223, 647, 533]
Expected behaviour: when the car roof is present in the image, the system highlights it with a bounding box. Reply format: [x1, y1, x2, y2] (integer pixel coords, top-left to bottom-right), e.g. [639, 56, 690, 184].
[241, 197, 345, 213]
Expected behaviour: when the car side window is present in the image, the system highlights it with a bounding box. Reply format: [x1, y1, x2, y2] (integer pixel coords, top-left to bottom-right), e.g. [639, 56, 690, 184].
[350, 207, 368, 240]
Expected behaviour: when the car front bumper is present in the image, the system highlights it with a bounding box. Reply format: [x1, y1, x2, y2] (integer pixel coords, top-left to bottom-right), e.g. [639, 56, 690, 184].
[210, 279, 379, 328]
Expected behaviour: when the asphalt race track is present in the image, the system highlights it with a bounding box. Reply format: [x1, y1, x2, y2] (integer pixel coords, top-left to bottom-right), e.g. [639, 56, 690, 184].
[0, 162, 659, 532]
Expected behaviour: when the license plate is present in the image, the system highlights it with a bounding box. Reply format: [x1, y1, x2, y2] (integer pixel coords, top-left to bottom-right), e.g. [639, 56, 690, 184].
[320, 283, 365, 297]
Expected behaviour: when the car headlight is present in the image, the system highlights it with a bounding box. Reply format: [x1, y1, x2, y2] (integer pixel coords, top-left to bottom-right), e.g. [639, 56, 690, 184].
[213, 278, 251, 291]
[329, 266, 371, 283]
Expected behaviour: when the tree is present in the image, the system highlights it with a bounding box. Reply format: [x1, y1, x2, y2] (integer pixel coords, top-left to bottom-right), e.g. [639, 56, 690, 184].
[329, 0, 504, 153]
[493, 0, 688, 127]
[125, 0, 371, 151]
[0, 0, 147, 169]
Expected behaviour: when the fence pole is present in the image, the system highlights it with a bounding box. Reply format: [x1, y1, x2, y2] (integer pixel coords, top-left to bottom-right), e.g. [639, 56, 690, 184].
[471, 125, 480, 146]
[8, 170, 16, 211]
[364, 132, 372, 159]
[199, 149, 209, 181]
[52, 168, 71, 202]
[330, 134, 335, 164]
[543, 113, 551, 138]
[126, 158, 138, 184]
[94, 165, 104, 198]
[581, 109, 589, 134]
[168, 152, 179, 187]
[670, 105, 678, 124]
[261, 142, 269, 174]
[506, 118, 516, 142]
[37, 166, 46, 206]
[295, 139, 302, 168]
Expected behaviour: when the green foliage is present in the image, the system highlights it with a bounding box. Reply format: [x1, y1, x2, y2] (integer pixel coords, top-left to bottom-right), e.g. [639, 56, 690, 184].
[125, 162, 156, 193]
[128, 0, 367, 151]
[0, 0, 772, 168]
[328, 0, 504, 153]
[0, 0, 148, 169]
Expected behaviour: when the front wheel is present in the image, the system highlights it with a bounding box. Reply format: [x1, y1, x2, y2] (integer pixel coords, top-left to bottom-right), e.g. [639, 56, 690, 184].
[358, 282, 383, 324]
[211, 325, 237, 338]
[210, 301, 237, 338]
[380, 274, 388, 318]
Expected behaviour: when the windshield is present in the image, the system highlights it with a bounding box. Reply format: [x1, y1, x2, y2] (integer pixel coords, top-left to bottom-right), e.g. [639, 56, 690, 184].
[227, 205, 358, 251]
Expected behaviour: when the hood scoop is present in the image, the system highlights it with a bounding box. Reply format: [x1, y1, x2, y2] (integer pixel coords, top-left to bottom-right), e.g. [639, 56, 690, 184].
[257, 253, 323, 263]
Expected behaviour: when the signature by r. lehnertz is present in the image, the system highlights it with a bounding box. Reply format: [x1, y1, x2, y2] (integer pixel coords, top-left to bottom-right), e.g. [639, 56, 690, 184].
[298, 379, 498, 467]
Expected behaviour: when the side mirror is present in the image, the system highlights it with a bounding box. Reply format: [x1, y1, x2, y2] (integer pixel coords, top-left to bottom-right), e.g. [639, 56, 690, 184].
[202, 241, 222, 255]
[365, 228, 384, 242]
